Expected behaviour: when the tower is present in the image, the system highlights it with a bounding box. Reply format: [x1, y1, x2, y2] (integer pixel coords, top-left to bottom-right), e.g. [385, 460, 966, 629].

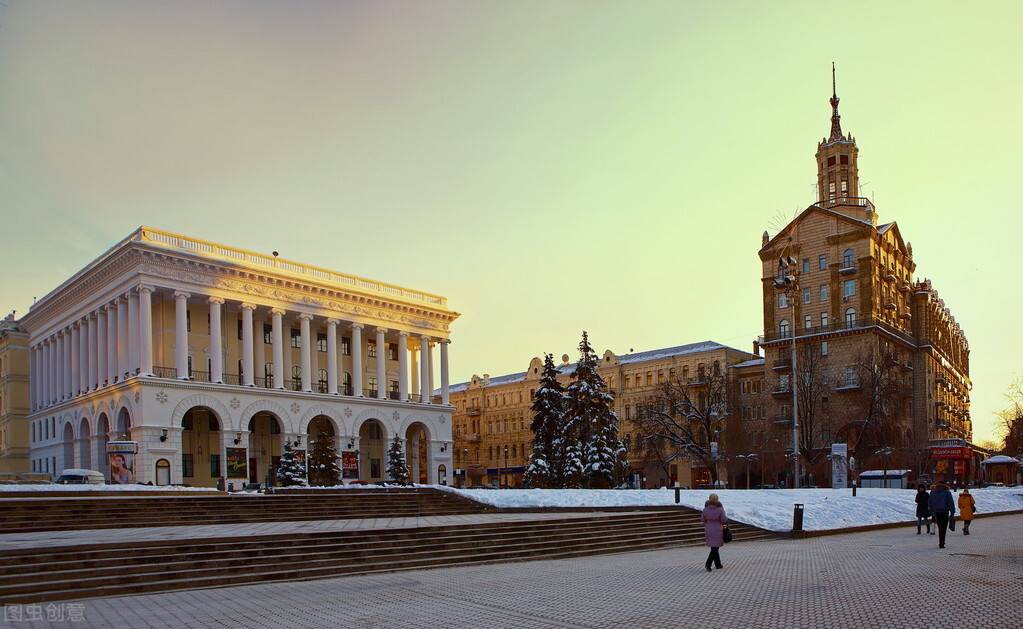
[814, 64, 864, 219]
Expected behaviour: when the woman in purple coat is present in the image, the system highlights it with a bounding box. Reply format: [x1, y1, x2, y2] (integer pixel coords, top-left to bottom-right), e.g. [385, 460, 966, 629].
[701, 493, 728, 571]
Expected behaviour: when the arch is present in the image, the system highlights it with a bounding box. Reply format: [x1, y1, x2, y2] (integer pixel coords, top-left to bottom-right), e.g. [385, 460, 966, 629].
[437, 463, 448, 486]
[96, 412, 111, 477]
[115, 407, 132, 439]
[778, 319, 791, 338]
[172, 394, 232, 429]
[307, 415, 336, 441]
[358, 418, 387, 482]
[78, 417, 93, 471]
[353, 408, 390, 442]
[181, 407, 223, 487]
[247, 411, 284, 486]
[299, 406, 346, 436]
[397, 412, 434, 439]
[62, 422, 75, 471]
[155, 459, 171, 486]
[405, 421, 431, 485]
[842, 248, 855, 267]
[844, 307, 857, 327]
[240, 399, 292, 433]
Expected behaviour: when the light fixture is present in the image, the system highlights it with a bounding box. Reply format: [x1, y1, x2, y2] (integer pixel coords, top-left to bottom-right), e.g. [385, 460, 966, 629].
[440, 443, 447, 453]
[294, 435, 303, 447]
[159, 429, 168, 442]
[234, 432, 242, 445]
[347, 439, 355, 449]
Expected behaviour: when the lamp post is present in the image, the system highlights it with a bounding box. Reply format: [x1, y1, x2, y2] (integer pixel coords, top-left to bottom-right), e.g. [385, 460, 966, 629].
[875, 446, 894, 488]
[774, 255, 801, 489]
[736, 453, 759, 489]
[503, 445, 509, 488]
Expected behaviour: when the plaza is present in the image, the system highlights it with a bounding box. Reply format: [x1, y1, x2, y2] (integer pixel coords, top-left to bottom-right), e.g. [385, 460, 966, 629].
[6, 513, 1020, 628]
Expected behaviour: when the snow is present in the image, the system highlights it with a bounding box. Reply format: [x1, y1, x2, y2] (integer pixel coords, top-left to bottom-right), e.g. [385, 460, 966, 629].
[439, 487, 1023, 532]
[981, 455, 1020, 465]
[0, 484, 219, 493]
[858, 469, 910, 478]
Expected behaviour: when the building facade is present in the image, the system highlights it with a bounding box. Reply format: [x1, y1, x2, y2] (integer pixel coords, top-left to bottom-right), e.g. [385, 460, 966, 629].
[0, 314, 30, 473]
[19, 227, 459, 487]
[450, 341, 756, 488]
[749, 74, 974, 486]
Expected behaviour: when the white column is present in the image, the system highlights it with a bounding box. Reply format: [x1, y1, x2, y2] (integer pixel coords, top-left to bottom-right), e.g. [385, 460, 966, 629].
[351, 324, 364, 396]
[440, 339, 450, 405]
[127, 291, 140, 376]
[64, 327, 73, 398]
[86, 314, 97, 390]
[283, 321, 293, 390]
[420, 335, 431, 404]
[271, 308, 285, 389]
[139, 286, 154, 377]
[174, 291, 190, 379]
[70, 324, 80, 395]
[398, 331, 409, 402]
[55, 333, 65, 400]
[241, 303, 255, 386]
[78, 319, 89, 392]
[116, 297, 128, 379]
[375, 327, 387, 399]
[96, 309, 107, 387]
[299, 313, 313, 392]
[326, 319, 339, 395]
[410, 346, 419, 398]
[209, 297, 224, 383]
[105, 305, 117, 384]
[253, 312, 265, 386]
[40, 339, 49, 406]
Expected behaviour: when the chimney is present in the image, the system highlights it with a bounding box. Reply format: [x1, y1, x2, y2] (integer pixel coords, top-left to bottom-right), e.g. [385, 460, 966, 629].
[753, 340, 761, 357]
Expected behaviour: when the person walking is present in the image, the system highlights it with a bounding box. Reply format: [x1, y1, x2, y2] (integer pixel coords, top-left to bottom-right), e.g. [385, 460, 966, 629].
[701, 493, 728, 571]
[958, 488, 976, 535]
[914, 484, 932, 535]
[928, 482, 956, 549]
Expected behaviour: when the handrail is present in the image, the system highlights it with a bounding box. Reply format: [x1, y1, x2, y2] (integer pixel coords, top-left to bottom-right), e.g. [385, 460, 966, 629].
[762, 315, 915, 345]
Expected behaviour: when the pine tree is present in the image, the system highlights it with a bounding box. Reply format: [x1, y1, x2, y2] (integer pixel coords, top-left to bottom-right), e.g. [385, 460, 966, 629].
[524, 353, 567, 488]
[275, 441, 308, 487]
[307, 431, 342, 487]
[564, 331, 628, 488]
[386, 434, 411, 486]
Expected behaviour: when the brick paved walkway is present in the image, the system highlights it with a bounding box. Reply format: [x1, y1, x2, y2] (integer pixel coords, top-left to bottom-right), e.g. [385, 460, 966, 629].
[5, 513, 1021, 629]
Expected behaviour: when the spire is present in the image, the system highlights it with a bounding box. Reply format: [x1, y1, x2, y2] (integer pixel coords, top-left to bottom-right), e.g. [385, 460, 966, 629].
[828, 62, 843, 142]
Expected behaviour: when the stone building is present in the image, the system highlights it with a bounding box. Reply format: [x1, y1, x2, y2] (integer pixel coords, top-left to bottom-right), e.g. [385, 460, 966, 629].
[17, 227, 459, 486]
[750, 71, 975, 486]
[0, 313, 30, 473]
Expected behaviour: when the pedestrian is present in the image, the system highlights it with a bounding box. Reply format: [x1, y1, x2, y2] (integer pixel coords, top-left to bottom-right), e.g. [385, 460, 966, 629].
[927, 482, 956, 549]
[701, 493, 728, 572]
[914, 484, 932, 535]
[958, 488, 976, 535]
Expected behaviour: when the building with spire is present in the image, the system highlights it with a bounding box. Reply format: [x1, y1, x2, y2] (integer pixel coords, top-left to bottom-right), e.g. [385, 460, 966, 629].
[743, 66, 977, 487]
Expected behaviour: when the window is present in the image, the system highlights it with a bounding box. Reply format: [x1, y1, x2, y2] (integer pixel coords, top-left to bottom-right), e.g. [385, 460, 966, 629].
[263, 324, 272, 345]
[367, 341, 376, 358]
[290, 329, 301, 348]
[316, 333, 327, 352]
[844, 366, 858, 387]
[182, 453, 194, 478]
[264, 363, 273, 387]
[778, 320, 791, 338]
[343, 372, 352, 395]
[802, 288, 811, 304]
[843, 280, 856, 298]
[844, 308, 856, 327]
[186, 310, 191, 333]
[209, 454, 220, 478]
[387, 343, 398, 361]
[237, 320, 243, 341]
[841, 180, 848, 193]
[778, 293, 789, 309]
[804, 315, 812, 330]
[818, 255, 827, 271]
[802, 258, 810, 274]
[187, 356, 193, 378]
[292, 365, 302, 388]
[820, 284, 828, 301]
[840, 154, 849, 165]
[341, 336, 351, 356]
[842, 249, 854, 268]
[318, 369, 327, 391]
[821, 312, 829, 327]
[829, 182, 836, 198]
[367, 376, 377, 395]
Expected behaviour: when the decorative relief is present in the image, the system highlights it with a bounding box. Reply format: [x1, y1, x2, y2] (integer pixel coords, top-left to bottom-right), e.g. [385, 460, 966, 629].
[290, 402, 301, 415]
[229, 397, 241, 409]
[155, 391, 168, 404]
[133, 391, 141, 404]
[392, 411, 400, 422]
[344, 407, 353, 418]
[438, 414, 446, 424]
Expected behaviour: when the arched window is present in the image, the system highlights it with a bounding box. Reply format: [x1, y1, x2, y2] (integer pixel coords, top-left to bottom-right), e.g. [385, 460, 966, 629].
[844, 308, 856, 328]
[317, 369, 328, 393]
[842, 249, 855, 268]
[155, 459, 171, 486]
[778, 320, 791, 338]
[343, 372, 353, 396]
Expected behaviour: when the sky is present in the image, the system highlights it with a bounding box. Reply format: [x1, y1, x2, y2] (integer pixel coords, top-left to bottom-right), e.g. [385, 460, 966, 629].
[1, 1, 1020, 444]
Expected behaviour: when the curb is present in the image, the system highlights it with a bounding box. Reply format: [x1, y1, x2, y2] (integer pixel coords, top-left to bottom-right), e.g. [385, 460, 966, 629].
[790, 508, 1023, 538]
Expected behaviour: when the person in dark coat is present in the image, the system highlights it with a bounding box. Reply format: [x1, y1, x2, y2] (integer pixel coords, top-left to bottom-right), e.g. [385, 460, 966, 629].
[927, 482, 956, 549]
[701, 493, 728, 571]
[915, 484, 932, 535]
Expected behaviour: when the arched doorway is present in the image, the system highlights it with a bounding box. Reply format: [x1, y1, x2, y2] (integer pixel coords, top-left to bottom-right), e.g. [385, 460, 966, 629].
[96, 413, 110, 477]
[62, 422, 75, 472]
[181, 407, 222, 487]
[358, 419, 385, 482]
[116, 407, 131, 440]
[248, 413, 282, 485]
[437, 464, 447, 486]
[155, 459, 171, 486]
[78, 418, 92, 470]
[308, 415, 336, 443]
[406, 422, 430, 484]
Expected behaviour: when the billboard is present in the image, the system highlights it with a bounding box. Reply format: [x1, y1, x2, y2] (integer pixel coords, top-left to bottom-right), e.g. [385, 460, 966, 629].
[106, 441, 137, 484]
[831, 443, 848, 488]
[226, 448, 248, 479]
[342, 451, 359, 480]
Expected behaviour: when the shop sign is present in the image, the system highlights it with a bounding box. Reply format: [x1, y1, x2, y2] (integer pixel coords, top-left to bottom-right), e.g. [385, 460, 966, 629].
[931, 447, 969, 459]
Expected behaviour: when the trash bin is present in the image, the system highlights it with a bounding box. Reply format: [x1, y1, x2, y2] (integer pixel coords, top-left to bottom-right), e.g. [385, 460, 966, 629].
[793, 503, 804, 532]
[674, 487, 682, 504]
[216, 477, 225, 491]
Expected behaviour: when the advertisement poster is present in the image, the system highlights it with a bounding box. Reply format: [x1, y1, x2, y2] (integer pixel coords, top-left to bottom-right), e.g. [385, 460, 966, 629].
[294, 449, 307, 472]
[226, 448, 248, 478]
[106, 441, 137, 484]
[831, 443, 848, 488]
[342, 451, 359, 480]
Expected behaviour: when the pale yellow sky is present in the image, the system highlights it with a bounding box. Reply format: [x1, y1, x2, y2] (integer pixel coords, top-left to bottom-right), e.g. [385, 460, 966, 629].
[1, 1, 1020, 443]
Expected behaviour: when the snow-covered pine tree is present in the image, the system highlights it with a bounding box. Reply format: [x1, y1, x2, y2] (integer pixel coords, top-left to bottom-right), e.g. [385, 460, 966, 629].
[524, 353, 566, 488]
[386, 434, 411, 486]
[275, 441, 308, 487]
[564, 331, 627, 488]
[307, 431, 342, 487]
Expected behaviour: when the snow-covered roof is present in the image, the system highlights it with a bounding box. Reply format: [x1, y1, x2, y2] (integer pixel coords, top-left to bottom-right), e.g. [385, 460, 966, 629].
[731, 357, 766, 369]
[59, 469, 102, 476]
[858, 469, 911, 478]
[981, 455, 1020, 465]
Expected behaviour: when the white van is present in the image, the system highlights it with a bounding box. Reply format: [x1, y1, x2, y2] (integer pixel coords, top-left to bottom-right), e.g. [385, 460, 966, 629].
[55, 469, 106, 485]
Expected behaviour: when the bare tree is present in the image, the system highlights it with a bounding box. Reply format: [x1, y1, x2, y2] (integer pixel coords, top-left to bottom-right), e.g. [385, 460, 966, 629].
[633, 365, 730, 485]
[996, 377, 1023, 455]
[792, 344, 833, 473]
[844, 342, 912, 462]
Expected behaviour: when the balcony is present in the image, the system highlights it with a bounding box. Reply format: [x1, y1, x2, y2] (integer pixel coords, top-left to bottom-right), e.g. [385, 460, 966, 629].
[773, 414, 793, 424]
[153, 366, 177, 379]
[464, 433, 481, 443]
[835, 379, 861, 392]
[771, 358, 792, 371]
[467, 406, 482, 417]
[883, 272, 896, 283]
[760, 314, 916, 346]
[771, 386, 792, 398]
[815, 196, 876, 214]
[838, 263, 857, 275]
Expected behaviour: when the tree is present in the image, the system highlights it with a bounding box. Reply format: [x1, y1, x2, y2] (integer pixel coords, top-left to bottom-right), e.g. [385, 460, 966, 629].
[563, 331, 626, 488]
[996, 377, 1023, 456]
[845, 343, 912, 462]
[307, 431, 341, 487]
[634, 360, 730, 486]
[524, 353, 566, 488]
[791, 344, 834, 477]
[386, 434, 411, 485]
[275, 442, 308, 487]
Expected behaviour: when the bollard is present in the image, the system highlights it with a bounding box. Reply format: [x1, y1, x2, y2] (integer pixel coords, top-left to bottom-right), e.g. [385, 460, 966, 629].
[793, 503, 804, 532]
[852, 481, 857, 497]
[216, 477, 225, 492]
[674, 487, 682, 504]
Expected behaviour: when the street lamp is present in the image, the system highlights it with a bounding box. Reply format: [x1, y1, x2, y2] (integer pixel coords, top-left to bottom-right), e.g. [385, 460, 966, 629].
[503, 446, 509, 488]
[735, 453, 759, 489]
[875, 446, 894, 488]
[774, 255, 801, 489]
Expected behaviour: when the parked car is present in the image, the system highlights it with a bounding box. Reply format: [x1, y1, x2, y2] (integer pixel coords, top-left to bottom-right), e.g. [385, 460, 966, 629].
[55, 469, 105, 485]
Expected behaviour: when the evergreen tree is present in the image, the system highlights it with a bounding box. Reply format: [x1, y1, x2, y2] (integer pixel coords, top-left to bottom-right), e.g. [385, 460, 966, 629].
[307, 431, 342, 487]
[386, 434, 411, 486]
[564, 331, 628, 488]
[524, 353, 567, 488]
[275, 441, 308, 487]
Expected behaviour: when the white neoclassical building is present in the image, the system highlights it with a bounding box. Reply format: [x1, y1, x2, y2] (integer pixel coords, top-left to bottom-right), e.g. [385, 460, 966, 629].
[21, 227, 459, 487]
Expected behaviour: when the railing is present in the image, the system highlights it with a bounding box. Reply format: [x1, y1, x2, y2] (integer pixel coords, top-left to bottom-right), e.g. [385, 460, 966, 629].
[316, 383, 328, 394]
[364, 388, 378, 398]
[771, 386, 791, 397]
[466, 406, 481, 416]
[388, 391, 401, 401]
[342, 384, 354, 396]
[285, 379, 300, 391]
[835, 380, 861, 391]
[152, 366, 177, 379]
[224, 373, 241, 386]
[761, 315, 916, 345]
[136, 226, 448, 306]
[774, 415, 793, 424]
[191, 370, 211, 383]
[814, 196, 876, 214]
[772, 358, 791, 370]
[838, 263, 858, 275]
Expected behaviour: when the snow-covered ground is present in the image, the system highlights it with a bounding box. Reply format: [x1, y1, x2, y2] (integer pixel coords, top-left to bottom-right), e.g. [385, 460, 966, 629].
[440, 487, 1023, 532]
[0, 484, 219, 493]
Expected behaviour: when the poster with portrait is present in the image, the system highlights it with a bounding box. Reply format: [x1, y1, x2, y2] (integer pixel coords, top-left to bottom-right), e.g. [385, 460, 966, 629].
[106, 441, 137, 484]
[226, 448, 248, 479]
[342, 451, 359, 480]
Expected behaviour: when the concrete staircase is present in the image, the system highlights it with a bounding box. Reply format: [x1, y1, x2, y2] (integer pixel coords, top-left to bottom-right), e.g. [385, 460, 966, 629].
[0, 510, 775, 604]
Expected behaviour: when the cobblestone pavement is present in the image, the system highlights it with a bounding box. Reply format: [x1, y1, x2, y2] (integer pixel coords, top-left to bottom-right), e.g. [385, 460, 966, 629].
[5, 514, 1022, 629]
